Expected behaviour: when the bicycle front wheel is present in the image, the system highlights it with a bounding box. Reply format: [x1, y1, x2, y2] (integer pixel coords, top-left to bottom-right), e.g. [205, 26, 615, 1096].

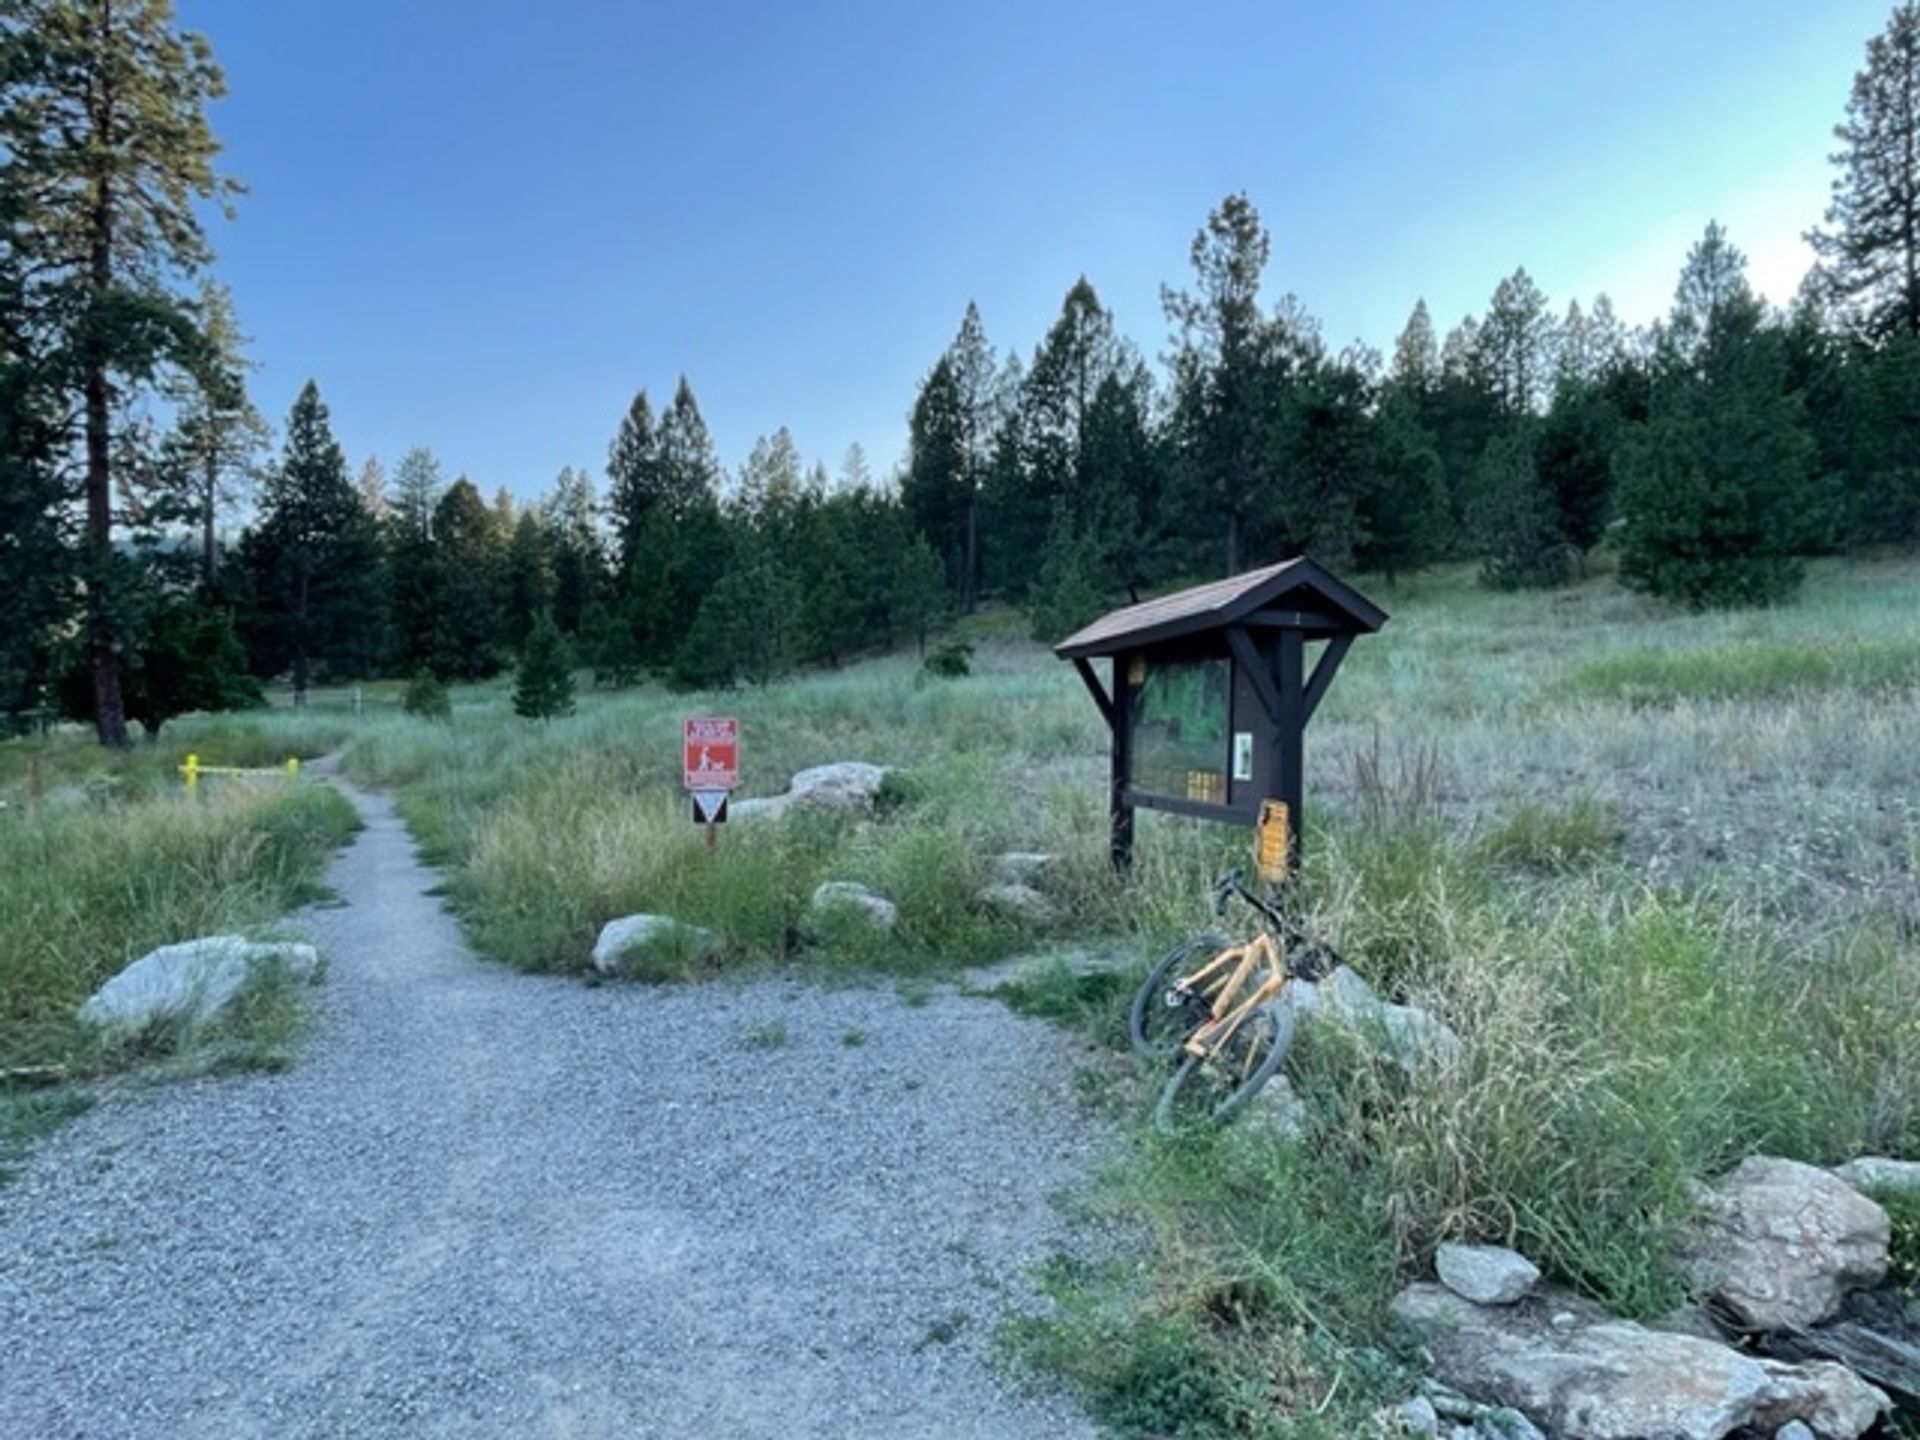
[1153, 1001, 1295, 1132]
[1129, 930, 1229, 1060]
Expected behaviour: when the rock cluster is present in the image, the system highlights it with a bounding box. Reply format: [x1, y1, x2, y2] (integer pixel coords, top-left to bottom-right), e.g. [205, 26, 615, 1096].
[1393, 1156, 1906, 1439]
[79, 936, 320, 1037]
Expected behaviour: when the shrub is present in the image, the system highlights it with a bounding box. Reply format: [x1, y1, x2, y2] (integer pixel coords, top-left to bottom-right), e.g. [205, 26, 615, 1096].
[401, 672, 452, 720]
[923, 640, 973, 678]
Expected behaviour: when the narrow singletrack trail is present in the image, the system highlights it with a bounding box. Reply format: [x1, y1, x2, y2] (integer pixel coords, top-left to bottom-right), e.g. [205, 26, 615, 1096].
[0, 780, 1101, 1439]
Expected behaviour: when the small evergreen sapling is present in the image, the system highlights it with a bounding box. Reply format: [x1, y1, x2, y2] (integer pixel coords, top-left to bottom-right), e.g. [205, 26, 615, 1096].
[512, 612, 576, 719]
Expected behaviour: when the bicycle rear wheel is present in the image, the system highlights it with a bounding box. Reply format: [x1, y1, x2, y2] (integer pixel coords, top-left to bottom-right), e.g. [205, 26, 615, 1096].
[1153, 1001, 1295, 1131]
[1129, 930, 1229, 1060]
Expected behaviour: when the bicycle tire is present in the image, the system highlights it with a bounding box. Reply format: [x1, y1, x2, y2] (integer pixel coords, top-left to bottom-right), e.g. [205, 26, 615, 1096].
[1153, 1000, 1296, 1132]
[1128, 930, 1230, 1060]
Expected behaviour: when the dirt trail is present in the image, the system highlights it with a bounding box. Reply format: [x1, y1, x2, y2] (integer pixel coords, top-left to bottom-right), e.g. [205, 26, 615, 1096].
[0, 779, 1100, 1439]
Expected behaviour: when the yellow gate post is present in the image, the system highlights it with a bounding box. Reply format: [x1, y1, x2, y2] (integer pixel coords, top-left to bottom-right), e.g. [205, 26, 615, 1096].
[181, 752, 200, 795]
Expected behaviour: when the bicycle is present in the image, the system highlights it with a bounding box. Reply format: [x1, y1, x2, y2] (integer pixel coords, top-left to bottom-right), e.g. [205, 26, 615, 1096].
[1129, 867, 1339, 1130]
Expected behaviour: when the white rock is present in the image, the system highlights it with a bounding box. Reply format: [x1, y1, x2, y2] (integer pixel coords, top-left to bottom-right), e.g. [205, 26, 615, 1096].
[1391, 1282, 1887, 1440]
[1678, 1155, 1890, 1331]
[79, 936, 319, 1037]
[732, 762, 891, 820]
[590, 914, 717, 977]
[1436, 1243, 1541, 1306]
[1774, 1422, 1816, 1440]
[804, 882, 898, 933]
[1834, 1156, 1920, 1195]
[978, 882, 1058, 923]
[990, 851, 1056, 885]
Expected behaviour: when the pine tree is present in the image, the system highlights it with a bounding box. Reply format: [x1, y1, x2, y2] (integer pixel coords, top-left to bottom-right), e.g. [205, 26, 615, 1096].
[1391, 299, 1439, 392]
[511, 610, 575, 719]
[1357, 389, 1446, 584]
[243, 382, 383, 700]
[1028, 506, 1104, 642]
[504, 510, 555, 648]
[901, 355, 969, 598]
[0, 310, 70, 725]
[946, 302, 998, 606]
[605, 389, 660, 573]
[384, 447, 443, 674]
[1808, 4, 1920, 340]
[428, 477, 506, 679]
[887, 534, 946, 656]
[1162, 193, 1277, 574]
[1, 0, 237, 744]
[655, 378, 723, 522]
[156, 281, 267, 594]
[1617, 227, 1814, 606]
[1471, 427, 1569, 589]
[544, 465, 603, 635]
[357, 457, 388, 524]
[1477, 268, 1558, 415]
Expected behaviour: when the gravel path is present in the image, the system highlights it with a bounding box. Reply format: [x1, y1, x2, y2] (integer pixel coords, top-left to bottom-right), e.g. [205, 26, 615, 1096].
[0, 781, 1104, 1439]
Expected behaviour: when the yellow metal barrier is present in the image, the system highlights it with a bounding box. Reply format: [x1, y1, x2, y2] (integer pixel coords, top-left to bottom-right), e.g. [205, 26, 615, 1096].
[180, 753, 301, 794]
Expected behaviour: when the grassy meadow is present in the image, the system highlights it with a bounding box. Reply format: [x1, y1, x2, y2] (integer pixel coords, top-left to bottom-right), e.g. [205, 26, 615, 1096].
[5, 555, 1919, 1433]
[331, 555, 1920, 1434]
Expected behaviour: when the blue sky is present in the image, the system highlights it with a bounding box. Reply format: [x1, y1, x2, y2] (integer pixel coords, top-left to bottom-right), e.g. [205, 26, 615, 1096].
[177, 0, 1892, 500]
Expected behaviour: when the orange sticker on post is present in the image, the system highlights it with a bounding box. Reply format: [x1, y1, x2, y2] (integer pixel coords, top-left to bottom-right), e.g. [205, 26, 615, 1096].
[1255, 799, 1291, 883]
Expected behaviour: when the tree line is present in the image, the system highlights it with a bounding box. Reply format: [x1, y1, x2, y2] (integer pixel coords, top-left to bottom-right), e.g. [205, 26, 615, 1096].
[1, 2, 1916, 744]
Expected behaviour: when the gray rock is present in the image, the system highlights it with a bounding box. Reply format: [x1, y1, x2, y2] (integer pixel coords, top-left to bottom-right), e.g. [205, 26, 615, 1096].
[978, 882, 1058, 923]
[1834, 1156, 1920, 1195]
[1436, 1243, 1540, 1306]
[804, 881, 898, 934]
[1391, 1282, 1887, 1440]
[78, 936, 319, 1037]
[589, 914, 717, 977]
[1276, 964, 1462, 1073]
[961, 944, 1131, 994]
[1397, 1394, 1441, 1436]
[1774, 1422, 1815, 1440]
[1251, 1073, 1311, 1139]
[990, 852, 1056, 886]
[1678, 1155, 1889, 1331]
[732, 762, 891, 820]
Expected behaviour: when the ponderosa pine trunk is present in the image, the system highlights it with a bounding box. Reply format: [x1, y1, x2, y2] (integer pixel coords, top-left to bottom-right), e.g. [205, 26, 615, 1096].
[84, 82, 128, 748]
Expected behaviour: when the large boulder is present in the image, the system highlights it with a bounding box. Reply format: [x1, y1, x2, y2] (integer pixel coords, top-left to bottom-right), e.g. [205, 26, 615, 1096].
[803, 881, 898, 935]
[1276, 964, 1461, 1073]
[590, 914, 717, 978]
[1678, 1156, 1890, 1331]
[79, 936, 319, 1038]
[1392, 1282, 1887, 1440]
[731, 762, 890, 820]
[1436, 1243, 1541, 1306]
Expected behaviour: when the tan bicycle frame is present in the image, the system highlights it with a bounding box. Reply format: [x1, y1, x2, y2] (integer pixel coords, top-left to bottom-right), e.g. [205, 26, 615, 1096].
[1174, 932, 1288, 1062]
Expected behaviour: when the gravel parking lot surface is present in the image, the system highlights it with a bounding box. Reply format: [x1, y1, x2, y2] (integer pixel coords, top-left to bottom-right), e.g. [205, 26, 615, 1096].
[0, 783, 1102, 1439]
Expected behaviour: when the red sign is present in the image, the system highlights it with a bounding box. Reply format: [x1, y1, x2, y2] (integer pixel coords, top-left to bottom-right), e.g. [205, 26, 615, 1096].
[683, 715, 739, 791]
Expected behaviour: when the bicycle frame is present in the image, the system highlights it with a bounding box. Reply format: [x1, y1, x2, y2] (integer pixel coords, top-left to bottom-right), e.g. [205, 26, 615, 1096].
[1172, 931, 1288, 1061]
